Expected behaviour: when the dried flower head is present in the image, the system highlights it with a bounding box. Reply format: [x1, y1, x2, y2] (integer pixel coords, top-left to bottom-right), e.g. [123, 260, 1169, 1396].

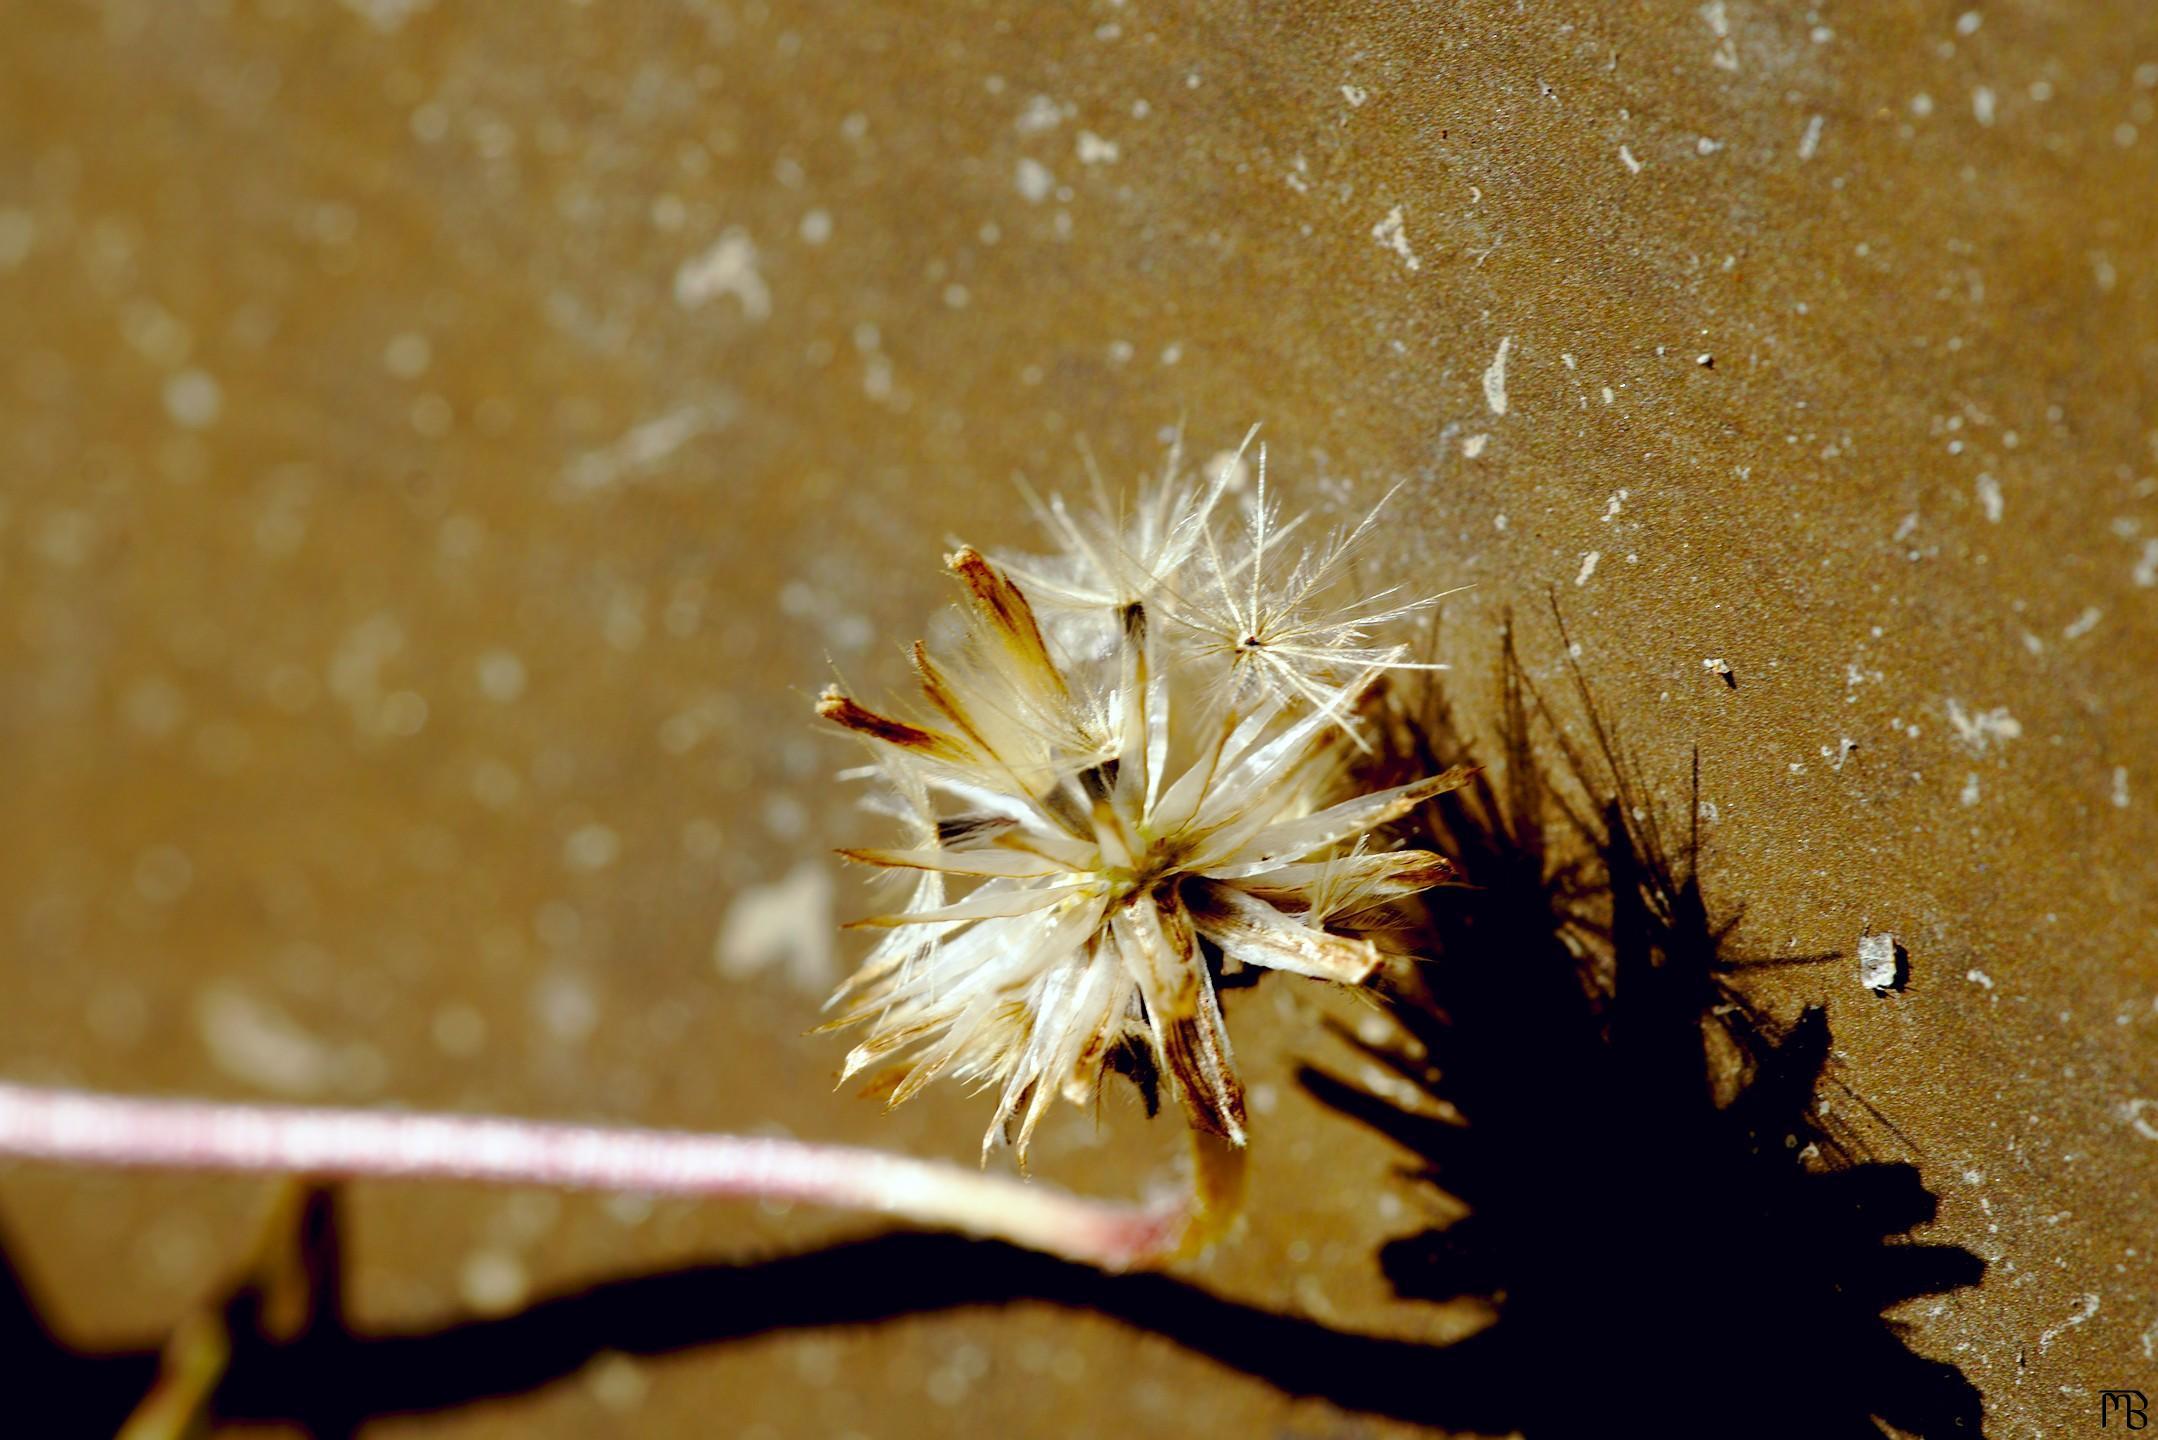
[817, 438, 1468, 1160]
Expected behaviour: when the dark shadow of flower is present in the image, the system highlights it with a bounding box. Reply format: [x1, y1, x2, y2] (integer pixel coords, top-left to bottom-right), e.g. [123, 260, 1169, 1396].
[1301, 618, 1987, 1438]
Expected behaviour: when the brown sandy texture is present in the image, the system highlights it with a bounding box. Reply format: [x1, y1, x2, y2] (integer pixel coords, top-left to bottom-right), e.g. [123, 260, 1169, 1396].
[2, 2, 2154, 1436]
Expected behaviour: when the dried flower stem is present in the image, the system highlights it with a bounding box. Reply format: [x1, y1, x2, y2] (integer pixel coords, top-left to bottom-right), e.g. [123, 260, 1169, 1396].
[0, 1082, 1187, 1271]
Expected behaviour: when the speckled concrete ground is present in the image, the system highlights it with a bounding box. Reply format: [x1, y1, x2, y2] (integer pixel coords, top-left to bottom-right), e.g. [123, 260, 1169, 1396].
[2, 3, 2153, 1436]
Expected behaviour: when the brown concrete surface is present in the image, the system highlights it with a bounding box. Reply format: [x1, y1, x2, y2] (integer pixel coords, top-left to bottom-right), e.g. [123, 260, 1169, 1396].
[2, 2, 2154, 1435]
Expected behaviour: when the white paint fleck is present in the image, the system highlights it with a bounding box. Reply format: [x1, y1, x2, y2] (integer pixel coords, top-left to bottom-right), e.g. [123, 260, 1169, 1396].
[563, 823, 621, 872]
[1971, 86, 1997, 126]
[1340, 84, 1369, 108]
[2037, 1293, 2100, 1353]
[1462, 433, 1489, 459]
[2114, 766, 2132, 809]
[2133, 538, 2158, 587]
[1371, 205, 1420, 271]
[1482, 334, 1513, 415]
[2130, 1098, 2158, 1141]
[196, 983, 333, 1097]
[1574, 550, 1601, 586]
[1945, 699, 2021, 753]
[533, 970, 599, 1044]
[459, 1250, 530, 1315]
[338, 0, 434, 31]
[1960, 772, 1982, 806]
[1858, 932, 1904, 992]
[1966, 968, 1994, 989]
[1786, 113, 1821, 160]
[1202, 448, 1251, 493]
[383, 332, 432, 380]
[716, 862, 836, 993]
[798, 208, 833, 245]
[1975, 472, 2002, 522]
[564, 400, 733, 493]
[674, 229, 769, 318]
[475, 648, 526, 702]
[163, 369, 223, 429]
[2062, 606, 2103, 640]
[432, 1002, 488, 1058]
[1075, 130, 1119, 164]
[1015, 157, 1056, 203]
[1619, 144, 1643, 173]
[1015, 94, 1064, 134]
[1955, 10, 1983, 35]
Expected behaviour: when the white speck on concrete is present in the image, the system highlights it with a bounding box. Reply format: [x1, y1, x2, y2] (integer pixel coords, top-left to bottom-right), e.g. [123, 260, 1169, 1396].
[1462, 433, 1488, 459]
[1340, 84, 1369, 108]
[1971, 86, 1997, 126]
[1202, 448, 1252, 493]
[2133, 538, 2158, 587]
[1619, 144, 1643, 173]
[716, 862, 836, 993]
[383, 332, 432, 379]
[2063, 606, 2103, 640]
[1075, 130, 1119, 164]
[1798, 114, 1825, 160]
[2114, 766, 2132, 809]
[674, 229, 769, 318]
[1945, 699, 2021, 753]
[475, 649, 526, 703]
[1960, 772, 1982, 806]
[564, 823, 621, 872]
[584, 1352, 651, 1414]
[564, 400, 734, 493]
[2037, 1293, 2099, 1353]
[1371, 206, 1420, 271]
[1482, 334, 1513, 415]
[196, 983, 334, 1097]
[339, 0, 434, 31]
[1015, 94, 1064, 135]
[459, 1249, 530, 1315]
[1858, 931, 1905, 992]
[1975, 472, 2003, 522]
[1574, 550, 1600, 586]
[799, 209, 833, 245]
[533, 970, 599, 1044]
[2130, 1098, 2158, 1141]
[163, 369, 223, 429]
[1966, 968, 1994, 989]
[1015, 157, 1056, 203]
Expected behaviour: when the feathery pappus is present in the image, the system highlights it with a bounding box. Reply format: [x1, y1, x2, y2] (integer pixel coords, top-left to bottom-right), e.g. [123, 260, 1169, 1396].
[816, 434, 1469, 1160]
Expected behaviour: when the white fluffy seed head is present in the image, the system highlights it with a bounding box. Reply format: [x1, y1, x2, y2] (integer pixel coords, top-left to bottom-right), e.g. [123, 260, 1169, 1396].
[817, 433, 1467, 1161]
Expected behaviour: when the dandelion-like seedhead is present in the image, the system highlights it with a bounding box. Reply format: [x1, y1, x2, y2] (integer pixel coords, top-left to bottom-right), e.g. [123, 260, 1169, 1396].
[816, 436, 1468, 1160]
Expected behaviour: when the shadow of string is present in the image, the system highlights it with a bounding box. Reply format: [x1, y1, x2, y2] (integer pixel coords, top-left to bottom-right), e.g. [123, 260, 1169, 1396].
[3, 616, 1984, 1438]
